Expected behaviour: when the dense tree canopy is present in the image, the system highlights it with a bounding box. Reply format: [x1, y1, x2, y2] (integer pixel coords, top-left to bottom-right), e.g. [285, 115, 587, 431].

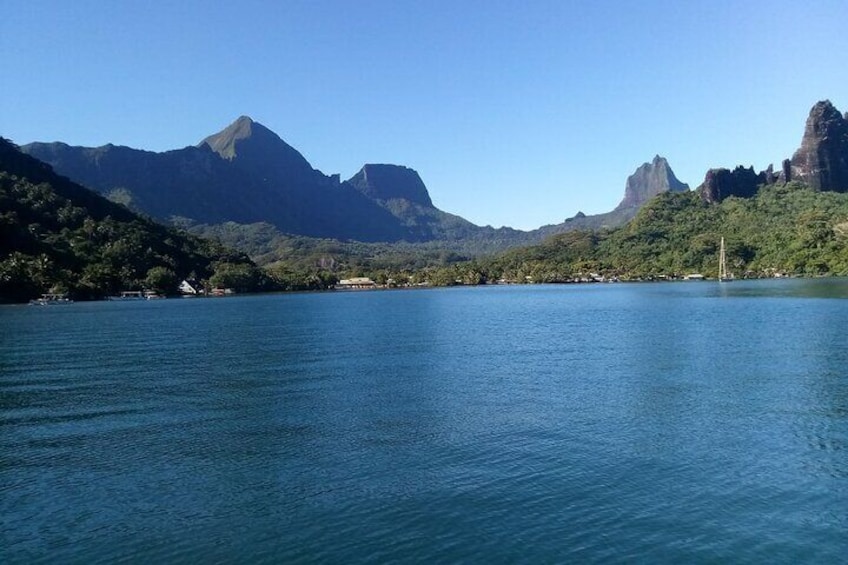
[180, 182, 848, 288]
[0, 138, 263, 302]
[5, 131, 847, 300]
[470, 183, 848, 284]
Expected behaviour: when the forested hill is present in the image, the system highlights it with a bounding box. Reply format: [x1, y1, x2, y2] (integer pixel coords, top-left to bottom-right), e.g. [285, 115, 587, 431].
[0, 138, 263, 302]
[471, 182, 848, 283]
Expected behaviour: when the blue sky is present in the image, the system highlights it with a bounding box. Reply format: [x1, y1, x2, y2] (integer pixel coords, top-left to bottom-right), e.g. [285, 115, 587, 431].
[2, 1, 846, 230]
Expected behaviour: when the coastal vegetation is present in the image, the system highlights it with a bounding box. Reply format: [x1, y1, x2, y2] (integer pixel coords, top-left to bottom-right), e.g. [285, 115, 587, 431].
[0, 138, 266, 303]
[166, 180, 848, 288]
[4, 97, 848, 302]
[4, 130, 848, 302]
[426, 182, 848, 285]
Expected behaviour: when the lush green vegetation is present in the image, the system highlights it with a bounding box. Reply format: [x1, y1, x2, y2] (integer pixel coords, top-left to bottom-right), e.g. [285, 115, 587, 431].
[0, 139, 266, 302]
[6, 130, 848, 302]
[179, 181, 848, 288]
[179, 183, 848, 289]
[179, 219, 537, 266]
[465, 182, 848, 284]
[179, 220, 493, 289]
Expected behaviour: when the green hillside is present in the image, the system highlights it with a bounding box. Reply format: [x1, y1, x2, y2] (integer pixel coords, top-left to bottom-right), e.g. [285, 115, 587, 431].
[0, 138, 264, 302]
[429, 182, 848, 285]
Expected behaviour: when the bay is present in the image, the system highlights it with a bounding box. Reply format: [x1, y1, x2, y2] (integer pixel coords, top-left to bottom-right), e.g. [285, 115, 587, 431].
[1, 279, 847, 563]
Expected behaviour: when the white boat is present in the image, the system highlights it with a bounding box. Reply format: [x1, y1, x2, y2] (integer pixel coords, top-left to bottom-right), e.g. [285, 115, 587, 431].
[29, 293, 73, 305]
[719, 237, 734, 282]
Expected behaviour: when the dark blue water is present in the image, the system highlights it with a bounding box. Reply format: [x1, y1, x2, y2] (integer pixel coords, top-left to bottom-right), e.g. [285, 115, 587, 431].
[2, 280, 847, 563]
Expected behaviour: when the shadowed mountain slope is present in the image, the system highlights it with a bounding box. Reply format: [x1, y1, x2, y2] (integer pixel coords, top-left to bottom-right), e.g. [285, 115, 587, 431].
[0, 137, 258, 301]
[22, 117, 692, 250]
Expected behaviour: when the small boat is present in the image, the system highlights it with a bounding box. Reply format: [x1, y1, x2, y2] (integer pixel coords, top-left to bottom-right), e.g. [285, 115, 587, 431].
[719, 237, 734, 282]
[29, 293, 73, 305]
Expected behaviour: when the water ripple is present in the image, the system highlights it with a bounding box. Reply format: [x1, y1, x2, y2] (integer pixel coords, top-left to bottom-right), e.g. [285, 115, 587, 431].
[2, 283, 848, 563]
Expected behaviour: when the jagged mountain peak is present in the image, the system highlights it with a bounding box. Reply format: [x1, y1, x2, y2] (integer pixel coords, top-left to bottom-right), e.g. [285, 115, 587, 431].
[615, 155, 689, 210]
[800, 100, 846, 144]
[199, 115, 277, 160]
[810, 99, 840, 117]
[790, 99, 848, 191]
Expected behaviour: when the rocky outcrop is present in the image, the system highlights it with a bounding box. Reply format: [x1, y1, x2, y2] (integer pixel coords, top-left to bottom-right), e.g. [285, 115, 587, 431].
[700, 166, 767, 203]
[780, 159, 792, 183]
[347, 164, 433, 207]
[699, 100, 848, 202]
[790, 100, 848, 191]
[615, 155, 689, 210]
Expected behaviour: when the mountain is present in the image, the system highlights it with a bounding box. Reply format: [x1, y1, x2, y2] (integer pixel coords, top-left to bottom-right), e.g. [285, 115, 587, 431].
[23, 120, 410, 242]
[200, 116, 328, 187]
[616, 155, 689, 209]
[348, 164, 433, 206]
[19, 141, 250, 221]
[790, 100, 848, 191]
[699, 165, 774, 204]
[698, 100, 848, 203]
[475, 181, 848, 284]
[536, 155, 689, 235]
[475, 100, 848, 284]
[343, 163, 523, 242]
[23, 118, 531, 244]
[22, 117, 691, 252]
[0, 137, 261, 302]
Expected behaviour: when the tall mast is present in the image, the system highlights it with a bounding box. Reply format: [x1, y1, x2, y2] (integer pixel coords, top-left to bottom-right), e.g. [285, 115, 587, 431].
[719, 237, 729, 281]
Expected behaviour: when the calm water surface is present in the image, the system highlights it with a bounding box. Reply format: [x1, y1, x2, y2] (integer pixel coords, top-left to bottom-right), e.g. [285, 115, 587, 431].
[2, 280, 847, 563]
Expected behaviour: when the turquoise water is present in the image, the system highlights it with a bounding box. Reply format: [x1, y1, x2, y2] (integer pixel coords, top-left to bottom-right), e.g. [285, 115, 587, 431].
[2, 280, 847, 563]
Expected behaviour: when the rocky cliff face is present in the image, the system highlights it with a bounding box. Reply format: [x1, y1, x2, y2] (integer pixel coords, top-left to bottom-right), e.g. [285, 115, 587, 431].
[347, 164, 433, 207]
[699, 166, 766, 204]
[699, 100, 848, 203]
[615, 155, 689, 210]
[790, 100, 848, 191]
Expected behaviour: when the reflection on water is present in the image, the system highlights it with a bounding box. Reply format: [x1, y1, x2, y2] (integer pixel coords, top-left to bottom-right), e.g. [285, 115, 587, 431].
[1, 280, 847, 563]
[715, 276, 848, 299]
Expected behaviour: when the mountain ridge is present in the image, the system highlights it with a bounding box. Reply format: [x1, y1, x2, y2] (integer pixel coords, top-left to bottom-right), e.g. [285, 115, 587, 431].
[20, 115, 691, 251]
[0, 137, 261, 301]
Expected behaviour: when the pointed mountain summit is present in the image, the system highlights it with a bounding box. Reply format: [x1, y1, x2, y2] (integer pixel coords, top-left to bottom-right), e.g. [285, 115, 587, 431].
[790, 100, 848, 191]
[616, 155, 689, 210]
[200, 115, 259, 159]
[199, 116, 319, 184]
[534, 155, 690, 237]
[347, 164, 433, 207]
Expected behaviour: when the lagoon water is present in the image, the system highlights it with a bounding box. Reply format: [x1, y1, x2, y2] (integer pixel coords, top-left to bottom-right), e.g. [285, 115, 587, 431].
[2, 280, 847, 563]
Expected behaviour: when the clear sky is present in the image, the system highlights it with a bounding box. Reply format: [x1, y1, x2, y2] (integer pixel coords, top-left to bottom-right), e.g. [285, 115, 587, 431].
[2, 0, 846, 230]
